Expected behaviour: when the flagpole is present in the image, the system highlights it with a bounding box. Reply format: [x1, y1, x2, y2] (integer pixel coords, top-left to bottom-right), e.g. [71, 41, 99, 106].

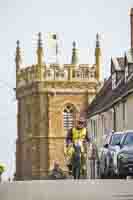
[55, 34, 58, 64]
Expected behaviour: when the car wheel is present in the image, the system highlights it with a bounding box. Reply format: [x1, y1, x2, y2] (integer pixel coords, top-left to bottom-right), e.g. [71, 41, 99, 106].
[99, 169, 105, 179]
[104, 159, 109, 178]
[99, 159, 108, 179]
[99, 162, 105, 179]
[117, 161, 126, 179]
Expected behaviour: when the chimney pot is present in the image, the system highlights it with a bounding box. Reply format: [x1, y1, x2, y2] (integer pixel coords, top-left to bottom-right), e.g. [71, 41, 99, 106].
[130, 8, 133, 49]
[130, 8, 133, 16]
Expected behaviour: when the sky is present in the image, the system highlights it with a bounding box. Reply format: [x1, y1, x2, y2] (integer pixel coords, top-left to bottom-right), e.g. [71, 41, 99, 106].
[0, 0, 133, 180]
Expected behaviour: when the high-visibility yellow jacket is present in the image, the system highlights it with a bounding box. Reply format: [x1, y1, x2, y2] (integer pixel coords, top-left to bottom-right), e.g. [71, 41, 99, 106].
[72, 127, 87, 144]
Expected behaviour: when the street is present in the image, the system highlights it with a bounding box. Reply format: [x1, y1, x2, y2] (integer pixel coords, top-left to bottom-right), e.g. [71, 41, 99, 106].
[0, 180, 133, 200]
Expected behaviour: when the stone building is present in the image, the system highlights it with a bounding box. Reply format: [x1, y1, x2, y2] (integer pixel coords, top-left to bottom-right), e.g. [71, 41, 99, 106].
[87, 8, 133, 148]
[15, 33, 102, 180]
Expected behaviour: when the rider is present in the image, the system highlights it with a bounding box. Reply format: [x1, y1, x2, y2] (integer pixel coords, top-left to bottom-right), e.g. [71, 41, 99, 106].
[66, 116, 89, 147]
[65, 116, 90, 175]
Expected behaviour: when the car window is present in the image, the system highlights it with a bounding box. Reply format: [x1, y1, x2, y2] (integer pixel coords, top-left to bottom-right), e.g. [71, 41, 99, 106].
[123, 133, 133, 145]
[103, 134, 111, 145]
[110, 134, 123, 146]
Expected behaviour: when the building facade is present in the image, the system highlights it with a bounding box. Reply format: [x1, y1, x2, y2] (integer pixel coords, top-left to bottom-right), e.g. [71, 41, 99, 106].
[87, 8, 133, 148]
[15, 34, 102, 180]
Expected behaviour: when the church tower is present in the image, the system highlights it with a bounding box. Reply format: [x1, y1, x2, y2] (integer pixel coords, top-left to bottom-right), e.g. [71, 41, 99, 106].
[15, 33, 102, 180]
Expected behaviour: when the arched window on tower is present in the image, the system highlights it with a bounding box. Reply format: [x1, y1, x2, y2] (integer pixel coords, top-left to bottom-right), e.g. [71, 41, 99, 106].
[63, 104, 75, 130]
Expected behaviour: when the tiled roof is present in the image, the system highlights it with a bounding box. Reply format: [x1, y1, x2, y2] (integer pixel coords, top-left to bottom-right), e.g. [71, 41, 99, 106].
[88, 75, 133, 118]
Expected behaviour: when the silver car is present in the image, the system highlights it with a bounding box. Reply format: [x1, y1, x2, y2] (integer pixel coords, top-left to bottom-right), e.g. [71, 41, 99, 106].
[111, 130, 133, 178]
[99, 132, 123, 178]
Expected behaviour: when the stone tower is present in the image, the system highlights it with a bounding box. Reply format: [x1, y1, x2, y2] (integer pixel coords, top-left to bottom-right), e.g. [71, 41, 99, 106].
[15, 33, 102, 180]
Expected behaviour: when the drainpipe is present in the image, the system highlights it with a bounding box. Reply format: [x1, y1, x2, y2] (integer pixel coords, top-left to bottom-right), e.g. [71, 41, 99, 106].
[113, 107, 116, 132]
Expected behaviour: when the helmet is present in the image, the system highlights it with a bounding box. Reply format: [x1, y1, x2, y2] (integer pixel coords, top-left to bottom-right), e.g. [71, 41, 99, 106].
[78, 117, 86, 122]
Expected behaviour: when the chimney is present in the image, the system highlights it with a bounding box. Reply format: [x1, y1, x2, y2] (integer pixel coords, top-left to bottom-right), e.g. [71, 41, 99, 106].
[130, 8, 133, 49]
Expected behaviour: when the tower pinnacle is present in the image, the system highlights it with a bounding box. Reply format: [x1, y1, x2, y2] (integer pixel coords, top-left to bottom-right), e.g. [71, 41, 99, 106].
[38, 32, 42, 48]
[15, 40, 21, 71]
[96, 33, 100, 48]
[95, 33, 101, 81]
[36, 32, 44, 65]
[71, 41, 79, 65]
[72, 41, 76, 48]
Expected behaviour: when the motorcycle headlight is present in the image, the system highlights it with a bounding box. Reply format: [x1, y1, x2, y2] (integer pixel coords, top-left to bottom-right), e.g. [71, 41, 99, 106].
[118, 153, 128, 160]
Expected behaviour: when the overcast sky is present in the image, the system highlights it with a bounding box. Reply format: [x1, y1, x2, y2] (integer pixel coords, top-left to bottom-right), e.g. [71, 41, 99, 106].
[0, 0, 133, 180]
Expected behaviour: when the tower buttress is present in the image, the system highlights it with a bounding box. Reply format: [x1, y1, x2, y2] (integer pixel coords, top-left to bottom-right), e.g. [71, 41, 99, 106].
[95, 33, 101, 81]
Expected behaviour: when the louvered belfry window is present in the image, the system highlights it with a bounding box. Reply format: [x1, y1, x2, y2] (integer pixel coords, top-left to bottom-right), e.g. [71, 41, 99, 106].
[63, 105, 75, 130]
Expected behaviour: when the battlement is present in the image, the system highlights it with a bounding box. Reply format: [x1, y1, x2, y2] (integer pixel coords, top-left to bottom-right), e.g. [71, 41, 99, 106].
[16, 63, 97, 88]
[15, 33, 102, 89]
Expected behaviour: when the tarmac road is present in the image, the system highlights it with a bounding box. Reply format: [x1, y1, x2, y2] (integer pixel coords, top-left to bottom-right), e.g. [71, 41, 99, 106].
[0, 179, 133, 200]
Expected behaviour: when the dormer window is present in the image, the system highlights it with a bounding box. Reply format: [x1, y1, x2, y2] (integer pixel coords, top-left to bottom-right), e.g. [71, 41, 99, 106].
[128, 63, 133, 75]
[112, 72, 116, 89]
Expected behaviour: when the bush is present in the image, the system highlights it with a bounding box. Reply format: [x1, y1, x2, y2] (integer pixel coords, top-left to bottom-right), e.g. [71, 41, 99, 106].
[0, 164, 5, 175]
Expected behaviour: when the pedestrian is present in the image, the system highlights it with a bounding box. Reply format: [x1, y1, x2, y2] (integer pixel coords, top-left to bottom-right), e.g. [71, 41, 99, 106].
[48, 161, 66, 179]
[87, 139, 99, 179]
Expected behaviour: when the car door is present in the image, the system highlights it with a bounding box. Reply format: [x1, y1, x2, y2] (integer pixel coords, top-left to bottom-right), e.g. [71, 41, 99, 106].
[99, 134, 112, 174]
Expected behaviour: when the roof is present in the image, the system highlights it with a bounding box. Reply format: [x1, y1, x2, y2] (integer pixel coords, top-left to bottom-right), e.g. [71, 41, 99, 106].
[88, 73, 133, 118]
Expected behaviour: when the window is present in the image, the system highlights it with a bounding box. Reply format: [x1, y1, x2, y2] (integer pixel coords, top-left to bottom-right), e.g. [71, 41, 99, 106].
[128, 64, 133, 75]
[63, 105, 75, 130]
[91, 119, 97, 139]
[101, 115, 105, 136]
[123, 133, 133, 145]
[123, 101, 125, 122]
[110, 134, 123, 146]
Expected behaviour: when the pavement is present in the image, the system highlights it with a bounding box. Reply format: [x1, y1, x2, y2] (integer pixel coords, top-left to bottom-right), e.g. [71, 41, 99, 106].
[0, 180, 133, 200]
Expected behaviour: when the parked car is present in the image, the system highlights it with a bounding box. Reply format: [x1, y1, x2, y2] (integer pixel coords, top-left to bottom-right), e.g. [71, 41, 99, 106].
[111, 130, 133, 178]
[99, 131, 123, 178]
